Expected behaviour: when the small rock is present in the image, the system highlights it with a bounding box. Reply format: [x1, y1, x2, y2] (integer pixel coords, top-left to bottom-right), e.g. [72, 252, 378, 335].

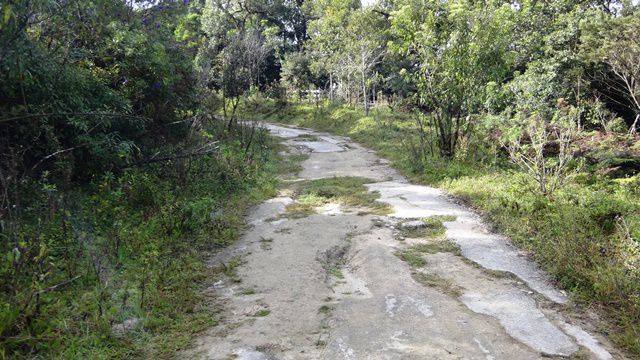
[401, 220, 427, 230]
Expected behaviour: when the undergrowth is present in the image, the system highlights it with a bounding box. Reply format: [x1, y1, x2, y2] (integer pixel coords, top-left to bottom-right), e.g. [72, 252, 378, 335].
[1, 123, 287, 359]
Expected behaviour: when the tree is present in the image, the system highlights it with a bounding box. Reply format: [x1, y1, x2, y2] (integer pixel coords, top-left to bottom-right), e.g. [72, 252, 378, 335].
[219, 30, 272, 126]
[306, 0, 360, 102]
[197, 0, 275, 126]
[346, 9, 386, 115]
[389, 0, 515, 157]
[281, 52, 314, 100]
[581, 10, 640, 133]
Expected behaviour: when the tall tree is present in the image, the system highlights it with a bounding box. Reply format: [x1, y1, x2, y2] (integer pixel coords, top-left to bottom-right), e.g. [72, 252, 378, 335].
[389, 0, 516, 157]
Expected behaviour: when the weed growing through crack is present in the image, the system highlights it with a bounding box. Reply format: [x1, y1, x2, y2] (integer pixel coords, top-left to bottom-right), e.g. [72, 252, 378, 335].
[275, 147, 310, 176]
[274, 227, 292, 234]
[408, 240, 460, 255]
[317, 245, 349, 280]
[218, 256, 243, 282]
[318, 305, 333, 314]
[412, 272, 463, 297]
[315, 340, 327, 347]
[239, 288, 256, 295]
[254, 309, 271, 317]
[328, 267, 344, 279]
[284, 202, 317, 218]
[259, 236, 274, 250]
[289, 177, 392, 217]
[399, 215, 457, 239]
[395, 250, 427, 268]
[459, 257, 514, 279]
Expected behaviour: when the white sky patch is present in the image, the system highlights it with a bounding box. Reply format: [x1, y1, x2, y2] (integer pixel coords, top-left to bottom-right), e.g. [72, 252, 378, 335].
[361, 0, 377, 8]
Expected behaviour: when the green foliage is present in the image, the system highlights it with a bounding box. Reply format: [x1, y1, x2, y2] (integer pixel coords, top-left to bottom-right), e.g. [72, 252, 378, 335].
[281, 52, 315, 98]
[399, 217, 451, 239]
[0, 121, 281, 358]
[0, 2, 287, 356]
[445, 172, 640, 352]
[387, 0, 516, 157]
[0, 1, 200, 183]
[395, 249, 427, 268]
[4, 0, 640, 356]
[408, 240, 460, 255]
[581, 9, 640, 128]
[412, 272, 463, 297]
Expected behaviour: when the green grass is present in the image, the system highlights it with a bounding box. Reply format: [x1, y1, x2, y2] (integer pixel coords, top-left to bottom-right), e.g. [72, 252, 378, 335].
[283, 176, 392, 218]
[246, 99, 640, 355]
[276, 152, 310, 177]
[327, 266, 344, 279]
[284, 202, 317, 218]
[0, 126, 298, 359]
[253, 309, 271, 317]
[412, 272, 463, 297]
[239, 288, 256, 295]
[259, 236, 274, 250]
[408, 240, 461, 255]
[399, 216, 456, 238]
[395, 249, 427, 268]
[292, 176, 392, 215]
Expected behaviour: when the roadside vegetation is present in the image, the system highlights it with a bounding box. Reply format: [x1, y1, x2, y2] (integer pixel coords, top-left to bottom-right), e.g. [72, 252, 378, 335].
[0, 1, 284, 358]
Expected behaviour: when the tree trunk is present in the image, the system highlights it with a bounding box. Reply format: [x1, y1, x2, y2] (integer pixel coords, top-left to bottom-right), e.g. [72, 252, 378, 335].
[329, 73, 333, 102]
[362, 70, 369, 116]
[630, 114, 639, 135]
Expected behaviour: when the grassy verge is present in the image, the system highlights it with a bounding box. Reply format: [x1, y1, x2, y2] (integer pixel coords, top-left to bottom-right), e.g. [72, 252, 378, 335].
[246, 99, 640, 354]
[1, 126, 291, 359]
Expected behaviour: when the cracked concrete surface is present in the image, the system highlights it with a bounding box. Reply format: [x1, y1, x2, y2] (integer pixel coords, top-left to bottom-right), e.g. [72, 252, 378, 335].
[181, 123, 623, 360]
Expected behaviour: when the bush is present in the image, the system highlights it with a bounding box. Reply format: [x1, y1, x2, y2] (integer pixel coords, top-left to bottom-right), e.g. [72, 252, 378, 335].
[608, 117, 629, 133]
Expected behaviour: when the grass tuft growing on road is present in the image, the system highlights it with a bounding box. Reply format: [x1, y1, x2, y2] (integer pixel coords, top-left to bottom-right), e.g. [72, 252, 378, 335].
[399, 216, 456, 238]
[412, 272, 463, 297]
[284, 176, 392, 218]
[409, 240, 461, 255]
[395, 250, 427, 268]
